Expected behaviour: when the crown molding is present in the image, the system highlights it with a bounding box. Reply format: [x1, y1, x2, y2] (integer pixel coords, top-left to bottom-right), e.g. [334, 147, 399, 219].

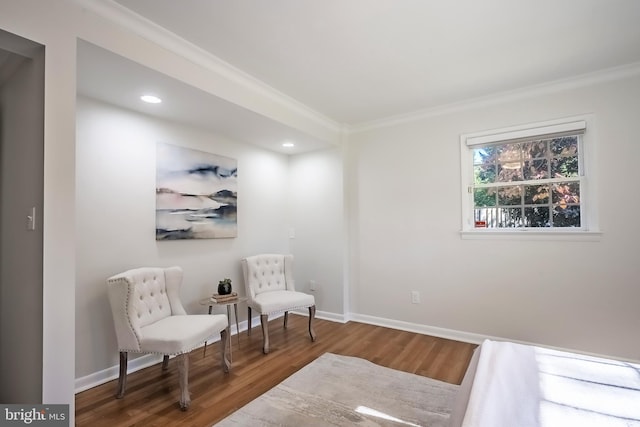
[73, 0, 342, 135]
[349, 61, 640, 134]
[70, 0, 640, 139]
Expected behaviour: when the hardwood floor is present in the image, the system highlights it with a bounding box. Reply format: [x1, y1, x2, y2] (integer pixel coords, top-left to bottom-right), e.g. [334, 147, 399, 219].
[76, 315, 477, 427]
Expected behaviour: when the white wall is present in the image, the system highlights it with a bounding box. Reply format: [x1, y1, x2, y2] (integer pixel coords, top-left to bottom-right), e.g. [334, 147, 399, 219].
[75, 96, 293, 378]
[347, 73, 640, 361]
[289, 148, 345, 317]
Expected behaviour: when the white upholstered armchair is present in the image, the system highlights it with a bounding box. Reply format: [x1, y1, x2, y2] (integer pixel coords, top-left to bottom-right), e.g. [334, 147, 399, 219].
[241, 254, 316, 354]
[107, 266, 230, 410]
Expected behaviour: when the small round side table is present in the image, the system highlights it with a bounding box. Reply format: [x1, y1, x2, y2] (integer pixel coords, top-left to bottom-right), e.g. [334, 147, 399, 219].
[199, 296, 247, 361]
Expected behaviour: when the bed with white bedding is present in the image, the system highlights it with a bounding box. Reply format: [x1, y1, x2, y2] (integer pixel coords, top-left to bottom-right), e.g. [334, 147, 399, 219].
[449, 340, 640, 427]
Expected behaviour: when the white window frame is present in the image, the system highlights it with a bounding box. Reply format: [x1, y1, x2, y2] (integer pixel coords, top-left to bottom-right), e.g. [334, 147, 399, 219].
[460, 115, 601, 241]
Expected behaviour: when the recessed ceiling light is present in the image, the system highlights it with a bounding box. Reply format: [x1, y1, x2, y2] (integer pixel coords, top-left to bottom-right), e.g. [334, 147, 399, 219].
[140, 95, 162, 104]
[282, 142, 295, 148]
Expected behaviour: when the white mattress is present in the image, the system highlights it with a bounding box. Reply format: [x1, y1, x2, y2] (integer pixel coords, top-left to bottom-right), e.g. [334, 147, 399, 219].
[450, 340, 640, 427]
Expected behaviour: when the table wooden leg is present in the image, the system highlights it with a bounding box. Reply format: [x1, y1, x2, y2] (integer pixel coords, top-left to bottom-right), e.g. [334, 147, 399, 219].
[203, 304, 213, 357]
[226, 305, 232, 362]
[233, 303, 240, 346]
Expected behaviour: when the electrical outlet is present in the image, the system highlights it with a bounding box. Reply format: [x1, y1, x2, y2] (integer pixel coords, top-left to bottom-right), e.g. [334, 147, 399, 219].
[411, 291, 420, 304]
[309, 280, 317, 291]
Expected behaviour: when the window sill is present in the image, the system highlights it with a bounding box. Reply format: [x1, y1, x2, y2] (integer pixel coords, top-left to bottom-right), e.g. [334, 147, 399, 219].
[460, 230, 602, 241]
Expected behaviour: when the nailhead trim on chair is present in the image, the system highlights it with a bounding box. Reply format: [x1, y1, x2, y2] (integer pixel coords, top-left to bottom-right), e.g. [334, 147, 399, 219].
[108, 269, 173, 352]
[258, 304, 314, 316]
[116, 343, 216, 356]
[109, 275, 143, 351]
[110, 270, 221, 355]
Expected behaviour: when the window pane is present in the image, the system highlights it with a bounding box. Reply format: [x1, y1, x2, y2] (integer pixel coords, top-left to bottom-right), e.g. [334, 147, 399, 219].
[497, 186, 521, 205]
[497, 207, 522, 227]
[473, 146, 496, 165]
[497, 162, 523, 182]
[524, 207, 550, 227]
[466, 130, 585, 230]
[497, 142, 521, 162]
[524, 184, 549, 204]
[553, 205, 581, 227]
[474, 164, 496, 184]
[522, 140, 548, 159]
[550, 136, 578, 157]
[551, 156, 579, 177]
[474, 208, 496, 228]
[496, 142, 522, 182]
[552, 182, 580, 206]
[474, 188, 496, 207]
[523, 159, 548, 180]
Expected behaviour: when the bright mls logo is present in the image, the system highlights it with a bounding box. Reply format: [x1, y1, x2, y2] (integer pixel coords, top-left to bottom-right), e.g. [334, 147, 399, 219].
[1, 405, 68, 426]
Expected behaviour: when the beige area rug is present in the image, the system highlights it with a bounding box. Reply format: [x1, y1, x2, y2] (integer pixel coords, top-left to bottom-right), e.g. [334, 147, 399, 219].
[215, 352, 459, 426]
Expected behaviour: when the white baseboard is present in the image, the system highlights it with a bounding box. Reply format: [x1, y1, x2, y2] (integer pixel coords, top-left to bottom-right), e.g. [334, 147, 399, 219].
[315, 310, 348, 323]
[349, 313, 489, 344]
[348, 312, 640, 364]
[75, 318, 250, 394]
[290, 308, 348, 323]
[74, 310, 465, 393]
[75, 310, 339, 393]
[77, 309, 638, 393]
[75, 353, 163, 394]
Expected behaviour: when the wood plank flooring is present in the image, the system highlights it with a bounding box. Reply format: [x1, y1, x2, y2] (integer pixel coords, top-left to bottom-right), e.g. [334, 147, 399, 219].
[76, 315, 477, 427]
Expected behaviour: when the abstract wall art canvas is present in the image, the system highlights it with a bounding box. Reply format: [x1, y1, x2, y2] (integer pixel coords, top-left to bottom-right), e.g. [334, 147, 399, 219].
[156, 142, 237, 239]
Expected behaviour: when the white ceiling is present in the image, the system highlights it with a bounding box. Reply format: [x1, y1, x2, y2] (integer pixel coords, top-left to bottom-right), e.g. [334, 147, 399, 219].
[112, 0, 640, 125]
[78, 0, 640, 153]
[77, 41, 331, 154]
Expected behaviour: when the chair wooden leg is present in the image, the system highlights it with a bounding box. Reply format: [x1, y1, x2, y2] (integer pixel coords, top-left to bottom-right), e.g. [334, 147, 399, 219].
[247, 307, 252, 336]
[308, 305, 317, 342]
[116, 351, 127, 398]
[220, 327, 231, 373]
[162, 355, 169, 371]
[178, 352, 190, 411]
[260, 314, 270, 354]
[283, 311, 289, 329]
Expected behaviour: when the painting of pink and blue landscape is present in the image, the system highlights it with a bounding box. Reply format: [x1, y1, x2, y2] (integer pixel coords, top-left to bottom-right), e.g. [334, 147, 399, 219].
[156, 142, 237, 239]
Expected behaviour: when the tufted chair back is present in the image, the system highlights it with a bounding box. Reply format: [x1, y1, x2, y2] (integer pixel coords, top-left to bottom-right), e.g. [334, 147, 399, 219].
[107, 266, 186, 352]
[243, 253, 295, 299]
[106, 265, 230, 410]
[241, 253, 316, 354]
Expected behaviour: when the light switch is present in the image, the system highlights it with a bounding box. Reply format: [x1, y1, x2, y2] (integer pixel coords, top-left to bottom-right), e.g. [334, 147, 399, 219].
[26, 207, 36, 231]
